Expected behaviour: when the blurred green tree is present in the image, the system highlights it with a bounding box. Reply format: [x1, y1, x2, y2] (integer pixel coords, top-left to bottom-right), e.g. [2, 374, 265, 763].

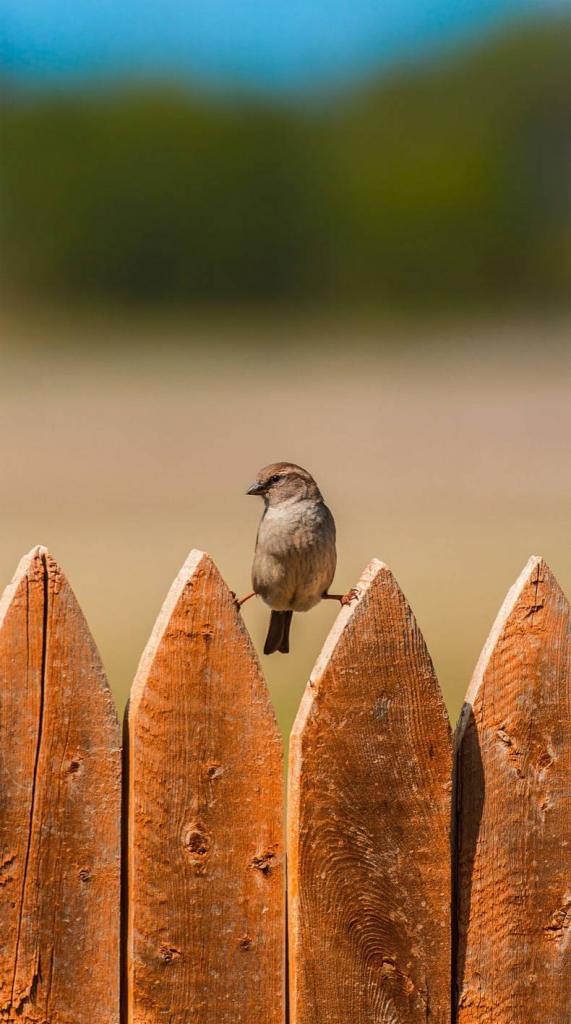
[1, 16, 569, 316]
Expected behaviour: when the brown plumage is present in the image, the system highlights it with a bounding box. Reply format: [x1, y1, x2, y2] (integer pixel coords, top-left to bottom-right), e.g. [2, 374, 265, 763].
[244, 462, 338, 655]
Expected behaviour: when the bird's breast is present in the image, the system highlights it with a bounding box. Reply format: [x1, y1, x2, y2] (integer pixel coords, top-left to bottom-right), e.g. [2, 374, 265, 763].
[252, 500, 336, 612]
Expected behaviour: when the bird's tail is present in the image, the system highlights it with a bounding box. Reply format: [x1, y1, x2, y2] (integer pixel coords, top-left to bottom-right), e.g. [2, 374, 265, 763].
[264, 610, 293, 655]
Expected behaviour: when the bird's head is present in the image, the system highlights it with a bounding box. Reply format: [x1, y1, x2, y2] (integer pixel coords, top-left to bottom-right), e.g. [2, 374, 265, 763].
[246, 462, 322, 506]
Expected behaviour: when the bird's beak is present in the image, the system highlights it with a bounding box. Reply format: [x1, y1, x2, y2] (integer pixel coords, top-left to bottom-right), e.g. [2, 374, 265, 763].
[246, 481, 265, 496]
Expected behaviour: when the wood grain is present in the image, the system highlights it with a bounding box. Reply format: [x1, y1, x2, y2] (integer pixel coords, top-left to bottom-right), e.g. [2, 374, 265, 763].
[127, 550, 284, 1024]
[0, 546, 121, 1023]
[455, 556, 571, 1021]
[288, 559, 452, 1024]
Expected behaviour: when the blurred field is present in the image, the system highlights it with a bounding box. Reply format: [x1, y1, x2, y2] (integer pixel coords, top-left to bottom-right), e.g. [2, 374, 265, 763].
[1, 314, 569, 739]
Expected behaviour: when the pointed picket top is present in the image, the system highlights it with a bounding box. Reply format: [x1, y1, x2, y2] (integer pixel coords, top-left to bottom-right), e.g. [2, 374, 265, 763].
[289, 559, 452, 1024]
[127, 550, 284, 1024]
[0, 544, 44, 627]
[455, 556, 571, 1022]
[128, 547, 205, 717]
[0, 546, 121, 1023]
[456, 554, 545, 742]
[291, 558, 384, 742]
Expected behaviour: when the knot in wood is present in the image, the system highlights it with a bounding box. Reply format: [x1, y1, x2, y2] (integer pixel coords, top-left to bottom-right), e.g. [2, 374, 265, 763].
[159, 944, 182, 964]
[372, 695, 390, 721]
[182, 823, 211, 859]
[251, 850, 276, 876]
[380, 956, 396, 978]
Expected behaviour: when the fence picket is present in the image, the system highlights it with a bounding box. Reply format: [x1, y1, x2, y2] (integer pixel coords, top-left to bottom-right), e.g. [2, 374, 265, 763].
[126, 550, 284, 1024]
[455, 556, 571, 1021]
[2, 544, 568, 1020]
[0, 547, 121, 1023]
[288, 559, 452, 1023]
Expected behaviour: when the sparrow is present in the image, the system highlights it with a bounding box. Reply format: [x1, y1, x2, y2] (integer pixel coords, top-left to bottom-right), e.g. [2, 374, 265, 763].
[239, 462, 354, 655]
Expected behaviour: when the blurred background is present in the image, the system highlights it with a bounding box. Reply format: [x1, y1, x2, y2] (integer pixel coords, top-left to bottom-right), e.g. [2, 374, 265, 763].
[1, 0, 570, 737]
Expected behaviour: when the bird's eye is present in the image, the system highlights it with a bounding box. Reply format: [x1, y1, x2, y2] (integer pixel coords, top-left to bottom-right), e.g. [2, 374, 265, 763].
[269, 474, 282, 484]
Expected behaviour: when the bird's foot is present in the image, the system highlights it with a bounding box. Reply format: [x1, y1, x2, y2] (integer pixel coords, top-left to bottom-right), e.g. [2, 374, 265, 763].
[322, 588, 359, 606]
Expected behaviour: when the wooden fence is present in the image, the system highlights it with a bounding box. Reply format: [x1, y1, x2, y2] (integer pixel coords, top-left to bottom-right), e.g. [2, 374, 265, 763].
[0, 546, 569, 1023]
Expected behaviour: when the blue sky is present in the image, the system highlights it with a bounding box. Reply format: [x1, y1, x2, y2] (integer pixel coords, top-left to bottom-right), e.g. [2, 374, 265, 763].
[1, 0, 568, 93]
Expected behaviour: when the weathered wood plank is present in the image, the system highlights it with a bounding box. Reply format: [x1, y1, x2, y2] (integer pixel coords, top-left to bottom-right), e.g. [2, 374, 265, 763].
[127, 550, 284, 1024]
[0, 547, 121, 1023]
[455, 556, 571, 1021]
[288, 559, 452, 1024]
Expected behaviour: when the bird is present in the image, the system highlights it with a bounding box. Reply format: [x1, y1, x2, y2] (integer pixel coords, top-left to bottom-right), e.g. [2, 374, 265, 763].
[239, 462, 356, 655]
